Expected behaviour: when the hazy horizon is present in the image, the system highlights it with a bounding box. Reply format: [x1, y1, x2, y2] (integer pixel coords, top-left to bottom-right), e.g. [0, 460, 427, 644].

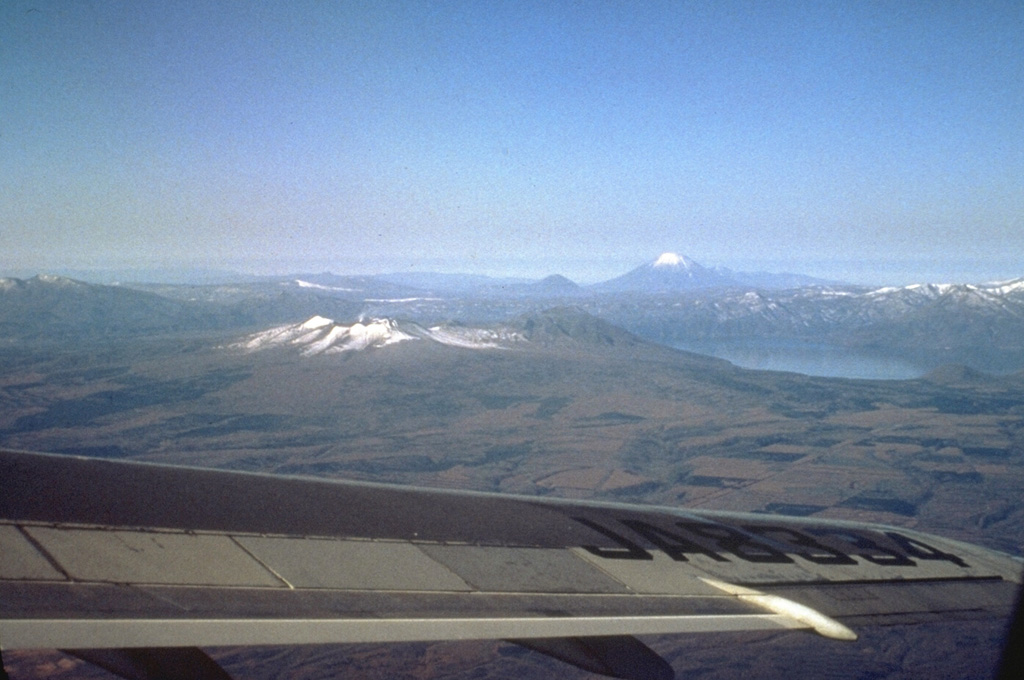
[3, 2, 1021, 287]
[3, 251, 1022, 288]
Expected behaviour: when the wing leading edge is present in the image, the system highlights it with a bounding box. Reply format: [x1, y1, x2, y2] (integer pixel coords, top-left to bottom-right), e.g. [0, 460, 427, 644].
[1, 449, 1020, 680]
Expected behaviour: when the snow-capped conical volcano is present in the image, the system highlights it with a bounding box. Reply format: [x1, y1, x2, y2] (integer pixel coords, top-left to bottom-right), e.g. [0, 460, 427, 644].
[595, 253, 733, 292]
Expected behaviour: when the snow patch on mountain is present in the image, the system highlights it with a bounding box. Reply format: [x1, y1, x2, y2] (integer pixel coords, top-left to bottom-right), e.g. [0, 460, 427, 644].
[425, 325, 524, 349]
[300, 315, 333, 329]
[653, 252, 691, 268]
[293, 279, 359, 292]
[990, 278, 1024, 295]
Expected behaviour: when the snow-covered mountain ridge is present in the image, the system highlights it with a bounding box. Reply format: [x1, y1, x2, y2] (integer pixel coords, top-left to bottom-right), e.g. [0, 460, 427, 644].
[616, 276, 1024, 331]
[231, 316, 526, 356]
[865, 279, 1024, 302]
[600, 276, 1024, 371]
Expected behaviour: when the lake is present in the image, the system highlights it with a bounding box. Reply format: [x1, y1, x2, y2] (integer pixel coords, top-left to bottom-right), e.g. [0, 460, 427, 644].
[671, 340, 926, 380]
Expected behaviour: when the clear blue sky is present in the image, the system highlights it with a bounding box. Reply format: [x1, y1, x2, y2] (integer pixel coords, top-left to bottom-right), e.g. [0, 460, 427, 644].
[2, 1, 1022, 284]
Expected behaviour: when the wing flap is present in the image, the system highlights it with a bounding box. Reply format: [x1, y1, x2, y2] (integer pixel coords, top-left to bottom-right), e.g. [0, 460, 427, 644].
[511, 636, 674, 680]
[762, 577, 1020, 626]
[65, 648, 232, 680]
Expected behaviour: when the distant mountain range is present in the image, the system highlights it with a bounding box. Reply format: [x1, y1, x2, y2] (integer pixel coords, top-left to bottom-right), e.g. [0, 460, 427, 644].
[321, 253, 829, 294]
[18, 252, 828, 294]
[3, 258, 1023, 373]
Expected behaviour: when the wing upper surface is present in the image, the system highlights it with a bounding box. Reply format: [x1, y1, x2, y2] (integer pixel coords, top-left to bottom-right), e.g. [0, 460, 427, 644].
[1, 448, 1020, 653]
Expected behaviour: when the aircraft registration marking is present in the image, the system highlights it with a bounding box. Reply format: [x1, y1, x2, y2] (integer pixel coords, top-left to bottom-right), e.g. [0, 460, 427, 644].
[573, 517, 970, 569]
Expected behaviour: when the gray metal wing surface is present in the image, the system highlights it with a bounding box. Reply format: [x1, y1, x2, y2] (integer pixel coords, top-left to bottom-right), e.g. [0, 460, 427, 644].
[1, 449, 1020, 679]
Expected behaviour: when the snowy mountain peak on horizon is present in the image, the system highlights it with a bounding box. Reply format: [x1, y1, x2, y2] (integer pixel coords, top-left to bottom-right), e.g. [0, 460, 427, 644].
[594, 253, 729, 292]
[593, 253, 842, 292]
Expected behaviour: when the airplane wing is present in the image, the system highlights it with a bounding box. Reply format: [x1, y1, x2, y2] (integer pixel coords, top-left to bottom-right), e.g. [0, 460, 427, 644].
[1, 448, 1020, 680]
